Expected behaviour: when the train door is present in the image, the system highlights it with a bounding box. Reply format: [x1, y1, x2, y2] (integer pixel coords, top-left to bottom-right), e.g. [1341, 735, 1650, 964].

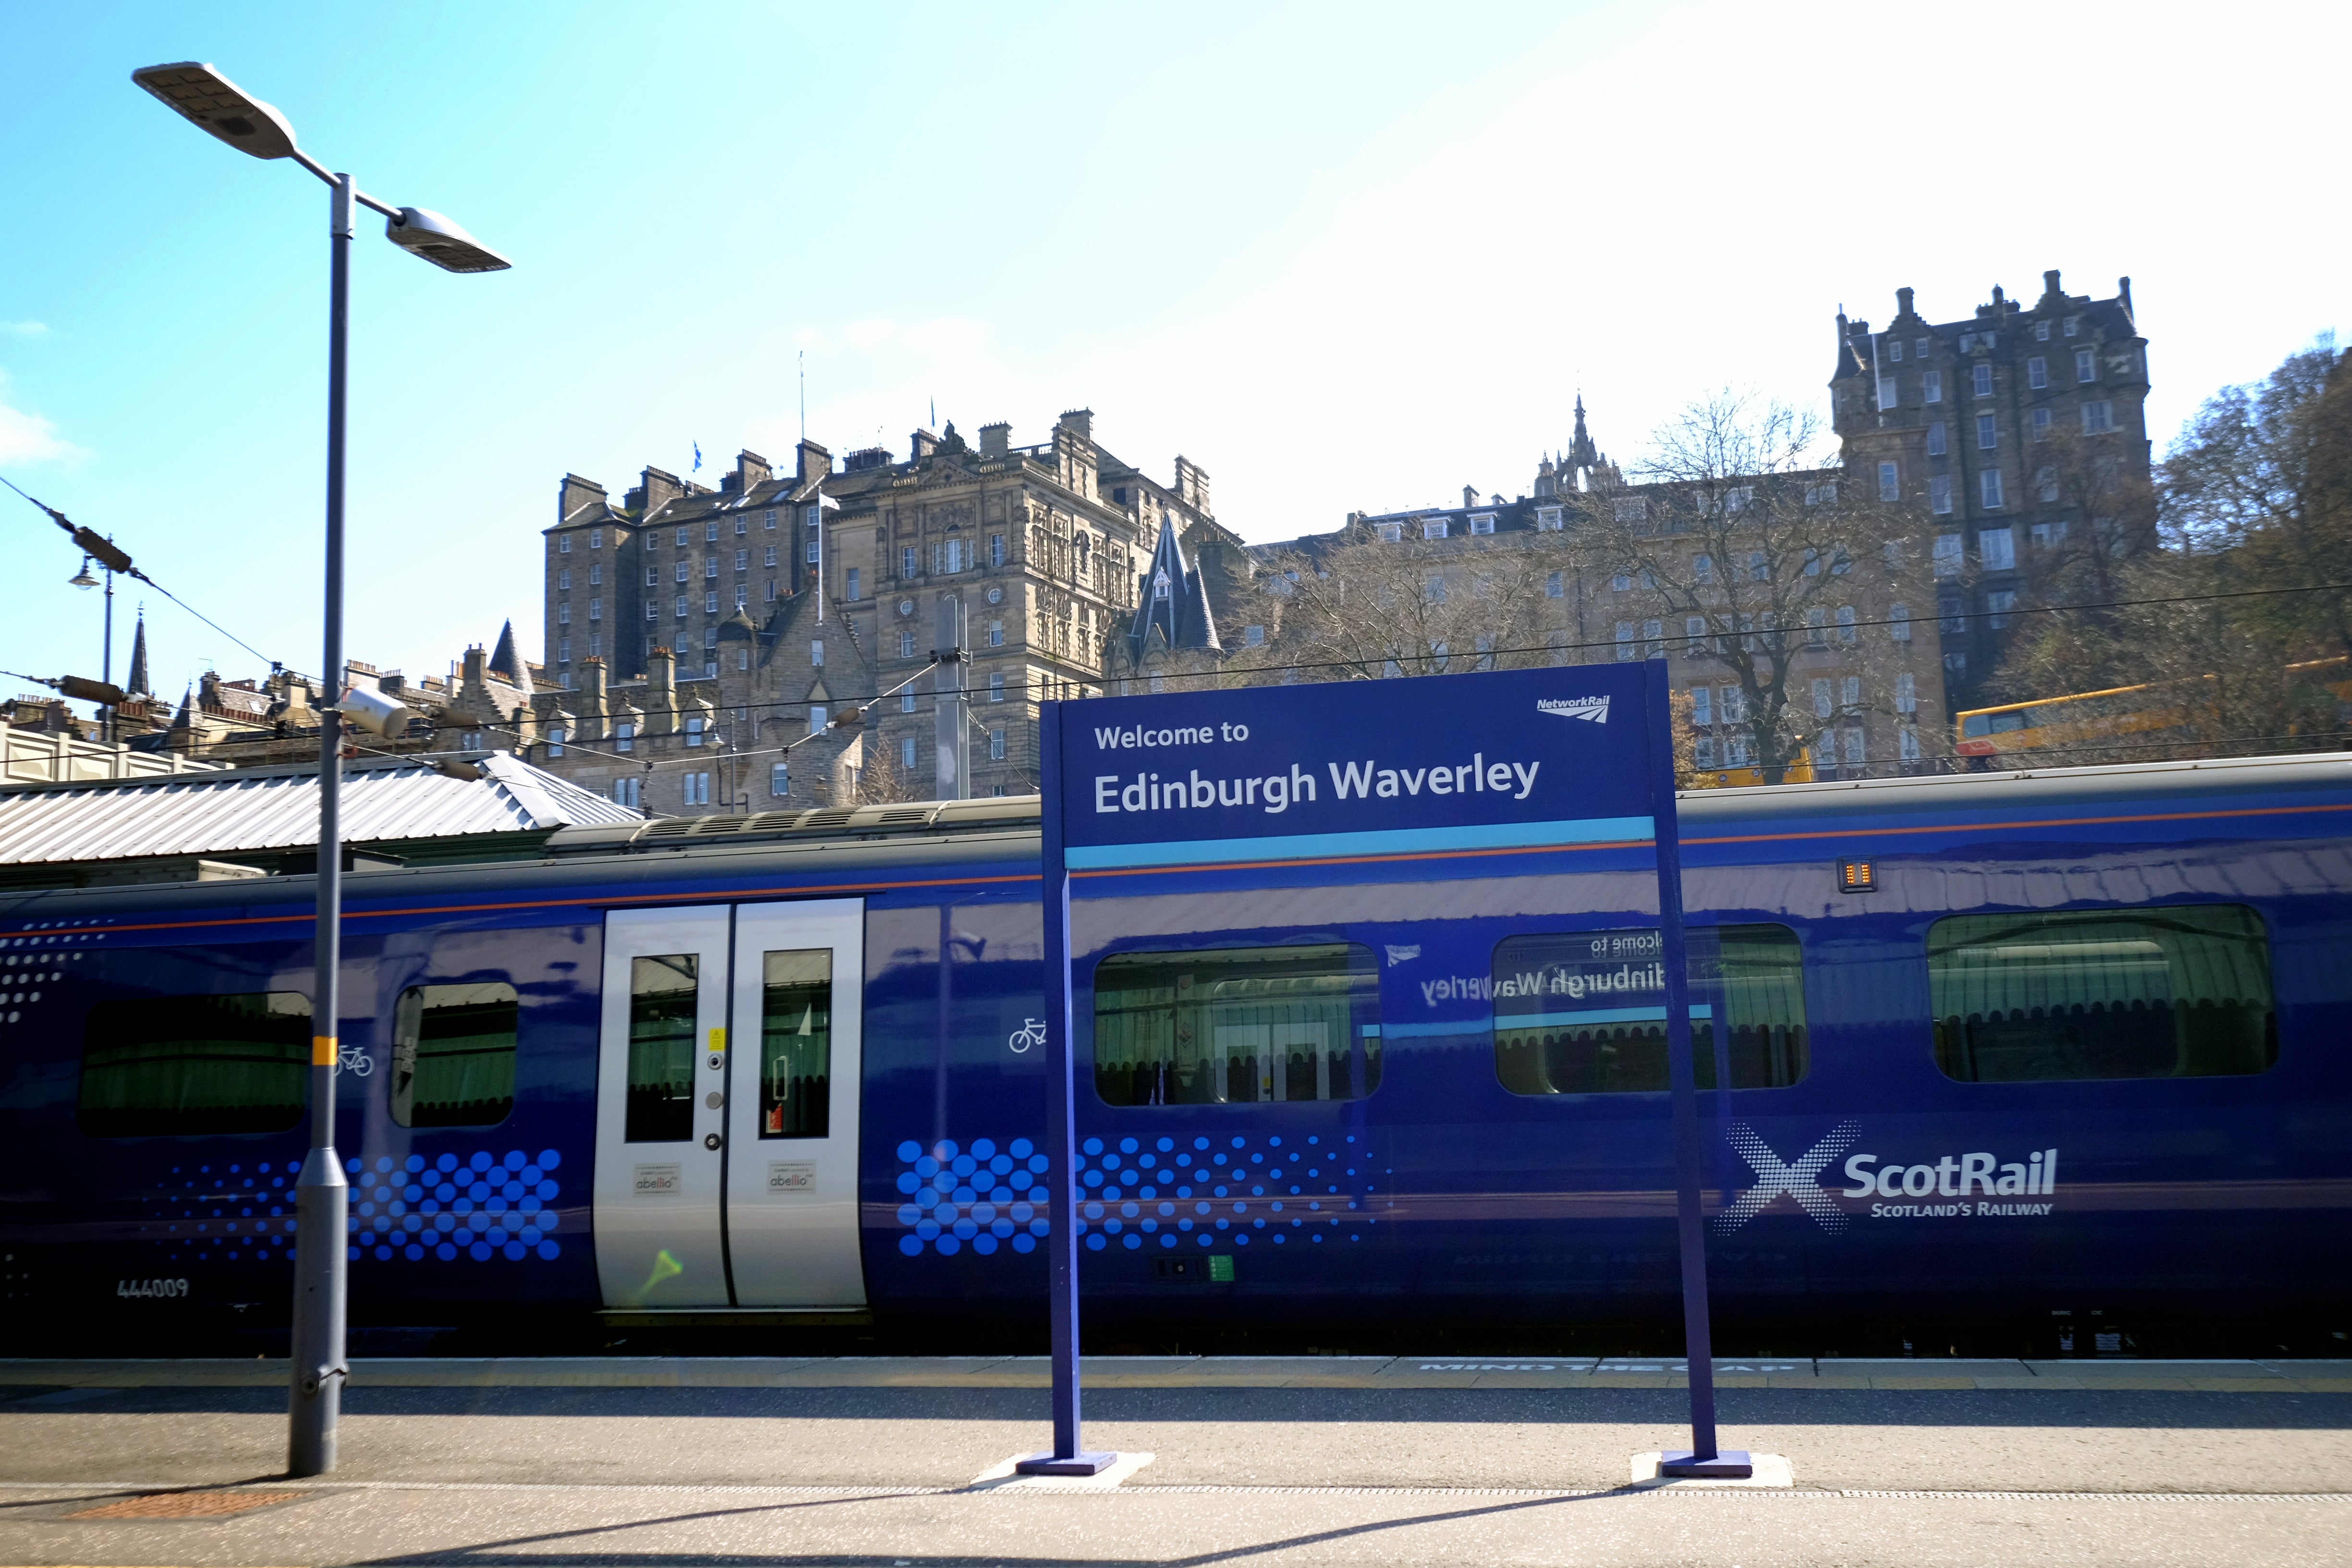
[722, 899, 864, 1306]
[592, 901, 867, 1311]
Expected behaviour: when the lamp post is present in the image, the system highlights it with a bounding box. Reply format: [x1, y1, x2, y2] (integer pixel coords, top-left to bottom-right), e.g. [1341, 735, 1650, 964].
[131, 61, 509, 1479]
[67, 552, 114, 743]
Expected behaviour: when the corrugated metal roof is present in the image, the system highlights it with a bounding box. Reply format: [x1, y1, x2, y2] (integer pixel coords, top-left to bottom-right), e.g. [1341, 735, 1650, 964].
[0, 752, 643, 866]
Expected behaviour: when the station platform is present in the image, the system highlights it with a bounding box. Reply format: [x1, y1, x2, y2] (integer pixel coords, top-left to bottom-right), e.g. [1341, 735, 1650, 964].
[2, 1357, 2346, 1566]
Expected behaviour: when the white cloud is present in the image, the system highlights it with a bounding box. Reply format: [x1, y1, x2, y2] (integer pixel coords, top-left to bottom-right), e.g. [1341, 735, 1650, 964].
[0, 321, 47, 337]
[0, 372, 83, 465]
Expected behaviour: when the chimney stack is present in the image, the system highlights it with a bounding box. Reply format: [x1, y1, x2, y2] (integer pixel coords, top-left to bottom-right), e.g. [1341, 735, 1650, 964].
[980, 421, 1010, 460]
[1896, 286, 1915, 318]
[558, 474, 607, 525]
[795, 439, 832, 486]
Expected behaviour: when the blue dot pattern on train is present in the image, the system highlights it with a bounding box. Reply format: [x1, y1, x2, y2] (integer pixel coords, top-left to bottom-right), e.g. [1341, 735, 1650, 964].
[139, 1149, 566, 1266]
[894, 1133, 1377, 1257]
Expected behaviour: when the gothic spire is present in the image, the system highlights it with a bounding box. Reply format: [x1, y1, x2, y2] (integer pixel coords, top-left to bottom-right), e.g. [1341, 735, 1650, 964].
[125, 609, 151, 696]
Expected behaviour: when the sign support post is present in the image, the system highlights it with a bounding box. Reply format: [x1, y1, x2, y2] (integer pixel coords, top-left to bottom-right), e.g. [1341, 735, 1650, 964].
[1017, 700, 1116, 1476]
[1645, 660, 1748, 1479]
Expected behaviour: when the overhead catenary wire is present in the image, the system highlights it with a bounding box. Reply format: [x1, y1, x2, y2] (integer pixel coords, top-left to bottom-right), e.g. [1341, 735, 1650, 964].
[1, 472, 282, 672]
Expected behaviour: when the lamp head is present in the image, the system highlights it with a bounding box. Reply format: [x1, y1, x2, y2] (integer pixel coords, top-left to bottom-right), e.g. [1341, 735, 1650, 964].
[131, 62, 298, 160]
[386, 208, 511, 273]
[69, 557, 98, 590]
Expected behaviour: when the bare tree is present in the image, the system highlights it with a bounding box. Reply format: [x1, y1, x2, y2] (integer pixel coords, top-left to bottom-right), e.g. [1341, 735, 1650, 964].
[1258, 530, 1560, 684]
[1580, 391, 1937, 783]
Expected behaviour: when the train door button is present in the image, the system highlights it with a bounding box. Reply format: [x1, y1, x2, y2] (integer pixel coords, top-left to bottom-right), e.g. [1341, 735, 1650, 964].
[704, 1133, 723, 1151]
[707, 1053, 724, 1070]
[704, 1091, 724, 1110]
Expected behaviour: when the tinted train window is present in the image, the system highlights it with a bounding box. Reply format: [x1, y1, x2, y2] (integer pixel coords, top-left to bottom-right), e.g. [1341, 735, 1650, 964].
[758, 949, 831, 1138]
[626, 955, 698, 1141]
[1494, 925, 1808, 1095]
[1930, 905, 2276, 1082]
[391, 983, 518, 1127]
[78, 992, 309, 1137]
[1094, 943, 1382, 1106]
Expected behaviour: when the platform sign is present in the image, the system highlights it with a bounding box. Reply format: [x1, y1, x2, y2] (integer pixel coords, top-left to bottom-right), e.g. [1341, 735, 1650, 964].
[1021, 661, 1746, 1478]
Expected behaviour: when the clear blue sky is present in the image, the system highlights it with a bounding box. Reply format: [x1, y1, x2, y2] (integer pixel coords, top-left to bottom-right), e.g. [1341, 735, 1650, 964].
[3, 0, 2344, 707]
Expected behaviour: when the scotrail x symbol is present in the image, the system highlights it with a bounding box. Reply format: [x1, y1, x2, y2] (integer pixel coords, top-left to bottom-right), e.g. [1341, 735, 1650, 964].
[1715, 1121, 1860, 1236]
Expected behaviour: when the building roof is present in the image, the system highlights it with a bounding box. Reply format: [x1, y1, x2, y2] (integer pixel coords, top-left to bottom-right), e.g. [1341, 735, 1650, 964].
[0, 751, 642, 868]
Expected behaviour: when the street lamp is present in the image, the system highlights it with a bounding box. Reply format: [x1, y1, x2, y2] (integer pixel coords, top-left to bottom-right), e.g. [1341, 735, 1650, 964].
[67, 554, 116, 742]
[132, 60, 509, 1480]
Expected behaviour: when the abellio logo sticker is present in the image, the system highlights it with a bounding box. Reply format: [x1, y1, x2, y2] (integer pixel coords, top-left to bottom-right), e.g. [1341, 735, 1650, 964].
[1716, 1122, 2062, 1235]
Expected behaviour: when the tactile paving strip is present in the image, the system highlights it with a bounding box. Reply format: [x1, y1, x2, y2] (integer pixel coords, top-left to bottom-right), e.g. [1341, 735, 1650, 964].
[65, 1489, 303, 1519]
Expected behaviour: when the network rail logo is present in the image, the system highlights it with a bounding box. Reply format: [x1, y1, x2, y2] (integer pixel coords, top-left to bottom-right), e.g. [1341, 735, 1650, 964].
[1536, 696, 1610, 724]
[1715, 1123, 2064, 1235]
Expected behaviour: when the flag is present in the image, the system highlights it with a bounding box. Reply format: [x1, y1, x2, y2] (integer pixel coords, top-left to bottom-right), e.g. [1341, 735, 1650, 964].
[692, 441, 703, 473]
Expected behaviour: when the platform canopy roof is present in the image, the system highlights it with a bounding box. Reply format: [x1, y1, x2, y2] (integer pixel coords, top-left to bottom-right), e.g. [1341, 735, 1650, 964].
[0, 751, 641, 875]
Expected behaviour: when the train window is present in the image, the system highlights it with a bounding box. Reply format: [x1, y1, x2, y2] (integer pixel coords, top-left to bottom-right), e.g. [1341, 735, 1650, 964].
[1093, 943, 1382, 1106]
[1929, 906, 2276, 1082]
[390, 983, 518, 1127]
[1493, 925, 1807, 1096]
[77, 992, 309, 1138]
[625, 955, 698, 1141]
[758, 950, 831, 1138]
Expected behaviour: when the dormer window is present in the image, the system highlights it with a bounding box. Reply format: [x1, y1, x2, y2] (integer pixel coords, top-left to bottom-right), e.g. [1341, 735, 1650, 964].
[1422, 518, 1448, 539]
[1153, 570, 1172, 601]
[1468, 513, 1495, 535]
[1536, 506, 1563, 531]
[1377, 522, 1403, 543]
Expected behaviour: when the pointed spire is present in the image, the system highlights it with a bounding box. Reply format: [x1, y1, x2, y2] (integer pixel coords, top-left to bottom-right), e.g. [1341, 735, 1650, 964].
[1569, 396, 1599, 472]
[488, 620, 524, 685]
[125, 609, 151, 696]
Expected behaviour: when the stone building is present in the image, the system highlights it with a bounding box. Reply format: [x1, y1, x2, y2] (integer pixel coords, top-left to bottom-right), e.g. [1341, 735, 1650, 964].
[1830, 270, 2153, 709]
[530, 411, 1250, 813]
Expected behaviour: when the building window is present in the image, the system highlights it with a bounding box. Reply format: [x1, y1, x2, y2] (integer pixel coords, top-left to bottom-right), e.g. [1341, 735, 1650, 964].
[1985, 588, 2017, 628]
[1837, 604, 1857, 644]
[1806, 610, 1827, 648]
[901, 736, 918, 771]
[806, 537, 820, 564]
[771, 761, 788, 796]
[734, 516, 747, 536]
[1691, 685, 1712, 726]
[1933, 535, 1962, 577]
[808, 704, 826, 734]
[764, 579, 777, 602]
[1685, 616, 1708, 654]
[1376, 522, 1404, 542]
[676, 561, 690, 582]
[1896, 670, 1916, 713]
[1899, 726, 1922, 766]
[1614, 496, 1647, 523]
[675, 526, 688, 546]
[845, 567, 861, 600]
[1747, 551, 1768, 582]
[706, 520, 719, 542]
[1615, 621, 1636, 661]
[615, 721, 636, 753]
[1940, 585, 1967, 634]
[735, 550, 748, 571]
[902, 545, 918, 577]
[557, 636, 571, 663]
[674, 594, 688, 617]
[2037, 466, 2060, 503]
[1877, 375, 1899, 411]
[2028, 356, 2049, 390]
[684, 715, 704, 747]
[546, 724, 567, 758]
[558, 535, 572, 554]
[1425, 576, 1446, 604]
[1545, 570, 1564, 599]
[2082, 400, 2115, 433]
[558, 568, 572, 591]
[1422, 518, 1448, 539]
[1842, 727, 1864, 768]
[1887, 340, 1904, 363]
[988, 619, 1004, 647]
[1723, 486, 1754, 513]
[1877, 461, 1899, 502]
[1923, 370, 1942, 404]
[1695, 736, 1717, 768]
[900, 691, 917, 714]
[1890, 603, 1911, 642]
[589, 529, 602, 549]
[805, 505, 821, 530]
[588, 633, 600, 657]
[1926, 420, 1947, 457]
[1537, 506, 1563, 531]
[989, 532, 1006, 566]
[764, 509, 777, 529]
[1643, 619, 1664, 658]
[1977, 413, 1998, 450]
[1980, 469, 2006, 510]
[587, 597, 602, 621]
[683, 771, 709, 807]
[1468, 512, 1495, 535]
[899, 630, 916, 658]
[645, 566, 659, 587]
[1244, 624, 1265, 647]
[2032, 408, 2052, 441]
[1720, 685, 1746, 724]
[1689, 552, 1714, 585]
[2076, 347, 2095, 382]
[989, 672, 1005, 702]
[557, 601, 571, 624]
[1972, 363, 1993, 398]
[1804, 481, 1838, 505]
[706, 557, 719, 578]
[610, 776, 638, 808]
[705, 590, 720, 613]
[2036, 320, 2051, 342]
[989, 727, 1006, 761]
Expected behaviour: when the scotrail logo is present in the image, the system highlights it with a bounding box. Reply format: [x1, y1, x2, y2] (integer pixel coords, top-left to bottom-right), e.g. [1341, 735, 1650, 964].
[1715, 1122, 2065, 1235]
[1536, 696, 1611, 724]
